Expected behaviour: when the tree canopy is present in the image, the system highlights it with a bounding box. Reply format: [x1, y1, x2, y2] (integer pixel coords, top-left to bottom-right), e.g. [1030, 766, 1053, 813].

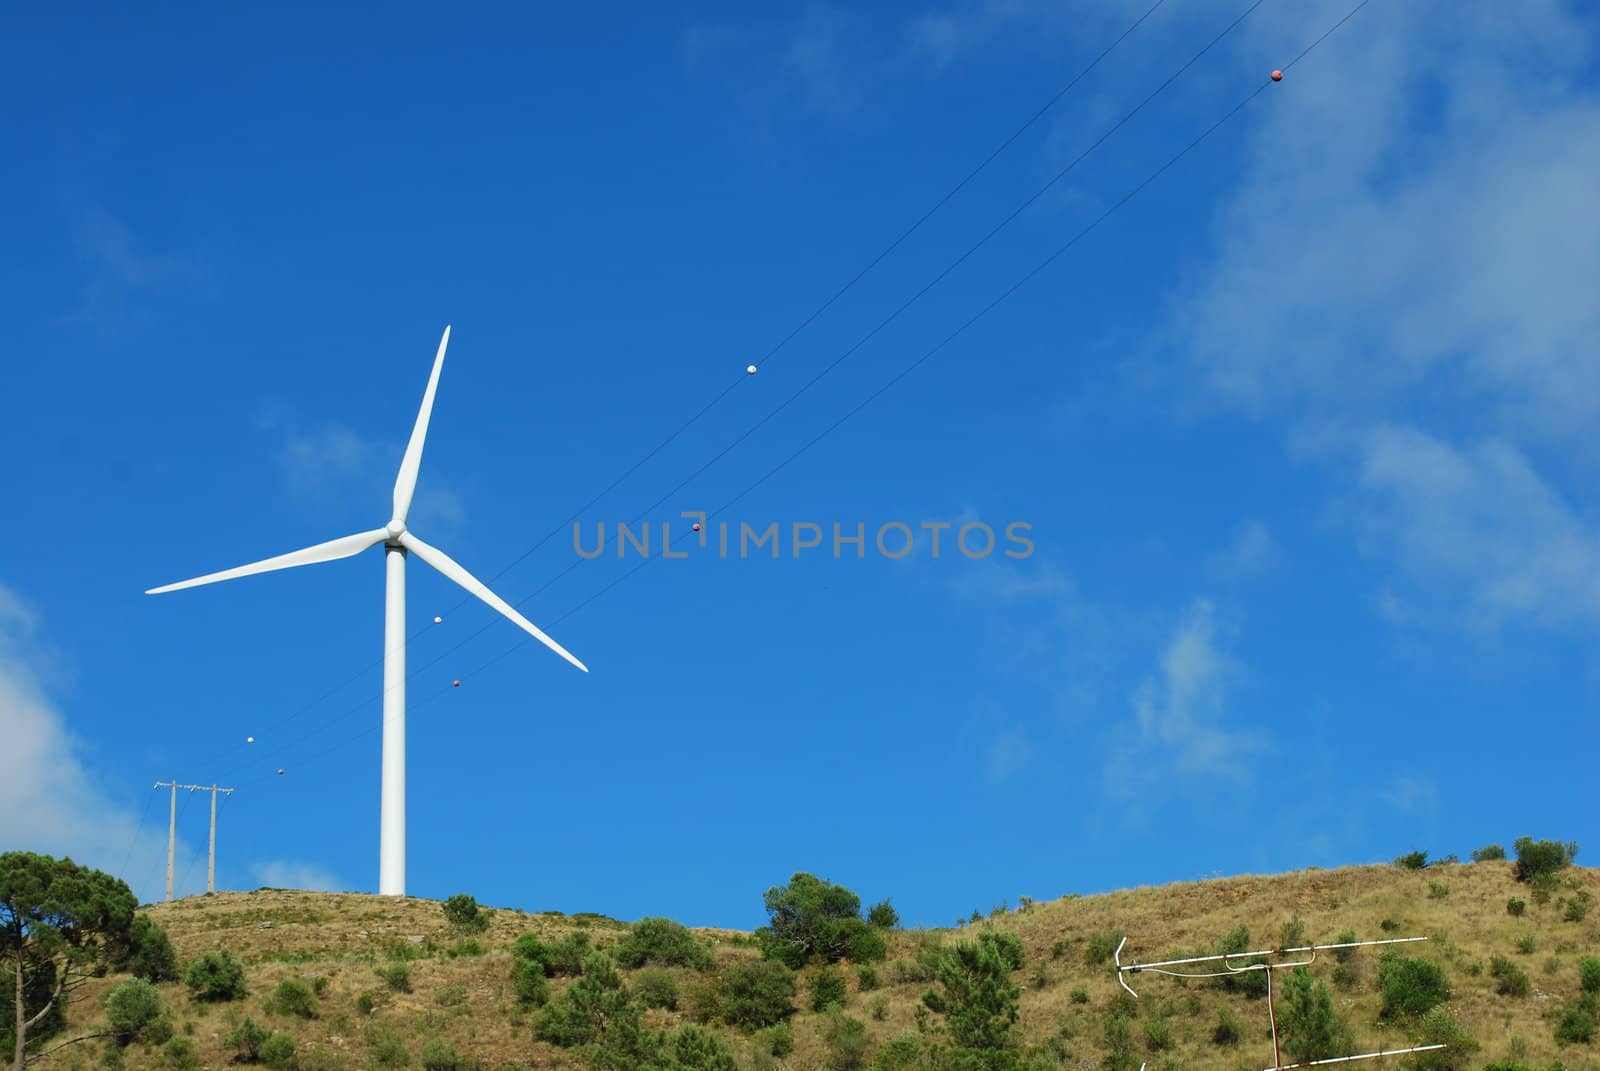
[1, 852, 139, 1070]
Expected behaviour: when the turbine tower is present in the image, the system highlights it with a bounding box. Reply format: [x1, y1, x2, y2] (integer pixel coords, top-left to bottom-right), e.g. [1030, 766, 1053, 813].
[147, 327, 587, 896]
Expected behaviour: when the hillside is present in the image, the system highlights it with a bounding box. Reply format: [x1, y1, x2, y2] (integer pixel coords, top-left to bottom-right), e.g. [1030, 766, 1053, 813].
[45, 859, 1600, 1071]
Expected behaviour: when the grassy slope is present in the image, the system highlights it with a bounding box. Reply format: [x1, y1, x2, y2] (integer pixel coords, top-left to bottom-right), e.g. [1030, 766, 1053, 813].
[54, 860, 1600, 1071]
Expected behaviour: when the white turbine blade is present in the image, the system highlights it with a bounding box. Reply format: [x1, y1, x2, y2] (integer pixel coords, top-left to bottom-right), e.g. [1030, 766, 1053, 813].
[146, 529, 390, 595]
[399, 531, 588, 672]
[392, 325, 450, 524]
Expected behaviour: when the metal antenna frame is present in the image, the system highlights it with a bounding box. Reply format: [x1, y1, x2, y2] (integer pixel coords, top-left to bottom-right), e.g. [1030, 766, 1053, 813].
[1113, 935, 1447, 1071]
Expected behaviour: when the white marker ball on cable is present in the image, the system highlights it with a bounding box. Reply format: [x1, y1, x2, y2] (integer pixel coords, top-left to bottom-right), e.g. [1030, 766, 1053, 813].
[746, 364, 757, 375]
[246, 736, 255, 744]
[434, 616, 442, 624]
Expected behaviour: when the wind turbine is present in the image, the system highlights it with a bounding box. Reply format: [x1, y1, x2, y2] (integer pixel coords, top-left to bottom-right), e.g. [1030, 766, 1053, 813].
[147, 326, 587, 896]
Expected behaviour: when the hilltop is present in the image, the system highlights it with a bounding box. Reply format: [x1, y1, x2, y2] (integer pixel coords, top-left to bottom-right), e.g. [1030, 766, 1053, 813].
[43, 859, 1600, 1070]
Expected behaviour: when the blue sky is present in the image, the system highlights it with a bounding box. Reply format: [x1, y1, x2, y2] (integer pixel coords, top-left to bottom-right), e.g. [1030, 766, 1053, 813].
[2, 0, 1596, 929]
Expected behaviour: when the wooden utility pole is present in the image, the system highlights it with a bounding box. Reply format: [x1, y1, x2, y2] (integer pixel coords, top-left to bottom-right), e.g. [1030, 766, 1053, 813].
[154, 781, 236, 900]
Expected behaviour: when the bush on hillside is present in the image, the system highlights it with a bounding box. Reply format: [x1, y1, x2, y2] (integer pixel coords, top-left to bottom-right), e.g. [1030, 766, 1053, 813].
[700, 959, 796, 1031]
[441, 893, 491, 935]
[921, 931, 1024, 1055]
[260, 1032, 296, 1070]
[1394, 850, 1430, 870]
[1507, 898, 1526, 917]
[1554, 996, 1597, 1045]
[614, 916, 713, 970]
[265, 977, 317, 1019]
[1410, 1009, 1477, 1071]
[1579, 957, 1600, 995]
[1215, 926, 1268, 999]
[223, 1018, 270, 1063]
[755, 873, 888, 968]
[184, 951, 247, 1002]
[1472, 844, 1506, 862]
[1277, 966, 1350, 1063]
[1490, 956, 1530, 997]
[1512, 837, 1578, 883]
[105, 980, 163, 1044]
[811, 965, 848, 1011]
[867, 900, 900, 930]
[1377, 953, 1451, 1020]
[532, 952, 633, 1048]
[112, 915, 179, 983]
[633, 968, 679, 1010]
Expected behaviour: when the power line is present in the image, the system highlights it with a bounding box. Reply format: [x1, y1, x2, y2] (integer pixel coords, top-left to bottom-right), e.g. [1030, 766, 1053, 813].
[183, 0, 1175, 776]
[216, 0, 1368, 790]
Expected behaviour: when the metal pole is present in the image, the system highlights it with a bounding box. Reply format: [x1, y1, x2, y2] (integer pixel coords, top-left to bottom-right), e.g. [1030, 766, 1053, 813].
[165, 781, 176, 902]
[1267, 963, 1281, 1070]
[208, 786, 218, 893]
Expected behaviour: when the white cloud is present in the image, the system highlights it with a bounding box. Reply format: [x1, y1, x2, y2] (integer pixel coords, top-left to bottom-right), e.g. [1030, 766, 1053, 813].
[269, 420, 466, 532]
[1108, 599, 1267, 797]
[985, 731, 1034, 782]
[62, 209, 208, 338]
[1340, 425, 1600, 629]
[1378, 774, 1438, 818]
[1156, 1, 1600, 633]
[251, 859, 345, 893]
[1207, 519, 1281, 580]
[0, 583, 205, 905]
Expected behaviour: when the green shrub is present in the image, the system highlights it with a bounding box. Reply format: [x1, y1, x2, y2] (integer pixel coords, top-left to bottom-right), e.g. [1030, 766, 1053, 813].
[224, 1018, 270, 1063]
[1394, 850, 1430, 870]
[1215, 925, 1268, 998]
[872, 1034, 923, 1070]
[1212, 1008, 1241, 1046]
[105, 979, 163, 1044]
[868, 900, 900, 930]
[921, 931, 1023, 1053]
[163, 1036, 200, 1071]
[374, 962, 411, 993]
[184, 950, 247, 1002]
[509, 955, 548, 1007]
[1514, 934, 1536, 955]
[1279, 915, 1307, 948]
[1331, 961, 1361, 991]
[1473, 844, 1506, 862]
[543, 931, 592, 976]
[441, 893, 490, 935]
[811, 966, 848, 1011]
[1379, 918, 1401, 932]
[1377, 953, 1451, 1020]
[870, 994, 889, 1021]
[1531, 872, 1558, 906]
[1084, 930, 1123, 967]
[355, 990, 380, 1015]
[1579, 957, 1600, 994]
[1143, 1016, 1173, 1052]
[1513, 837, 1578, 883]
[444, 939, 483, 958]
[1409, 1009, 1476, 1070]
[433, 982, 466, 1008]
[755, 873, 886, 967]
[615, 917, 714, 970]
[759, 1020, 794, 1057]
[1103, 1014, 1138, 1071]
[704, 959, 796, 1031]
[1562, 897, 1588, 923]
[115, 916, 179, 983]
[418, 1039, 462, 1071]
[823, 1013, 870, 1071]
[1069, 988, 1090, 1005]
[1554, 996, 1596, 1045]
[668, 1024, 736, 1071]
[1278, 966, 1350, 1063]
[634, 968, 679, 1010]
[1507, 898, 1526, 917]
[1490, 956, 1530, 997]
[1427, 880, 1450, 899]
[261, 1033, 296, 1070]
[266, 977, 317, 1019]
[856, 964, 880, 992]
[531, 953, 632, 1048]
[364, 1021, 410, 1067]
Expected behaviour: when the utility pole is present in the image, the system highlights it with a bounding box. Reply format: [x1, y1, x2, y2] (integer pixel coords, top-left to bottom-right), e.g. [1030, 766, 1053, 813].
[154, 781, 236, 900]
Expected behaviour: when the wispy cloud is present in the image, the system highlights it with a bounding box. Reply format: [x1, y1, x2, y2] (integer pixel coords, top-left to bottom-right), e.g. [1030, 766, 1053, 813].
[264, 418, 466, 533]
[0, 583, 204, 905]
[251, 859, 345, 893]
[1207, 519, 1281, 581]
[1106, 599, 1267, 799]
[1340, 425, 1600, 630]
[62, 209, 209, 339]
[1156, 1, 1600, 636]
[1378, 774, 1438, 818]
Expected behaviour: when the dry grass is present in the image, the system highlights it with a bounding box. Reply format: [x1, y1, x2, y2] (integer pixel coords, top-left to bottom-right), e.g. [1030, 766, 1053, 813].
[43, 861, 1600, 1071]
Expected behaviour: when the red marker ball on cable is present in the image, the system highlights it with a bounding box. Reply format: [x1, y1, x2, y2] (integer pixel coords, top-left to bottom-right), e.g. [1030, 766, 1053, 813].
[1271, 69, 1283, 81]
[692, 522, 702, 532]
[453, 679, 461, 687]
[277, 769, 285, 776]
